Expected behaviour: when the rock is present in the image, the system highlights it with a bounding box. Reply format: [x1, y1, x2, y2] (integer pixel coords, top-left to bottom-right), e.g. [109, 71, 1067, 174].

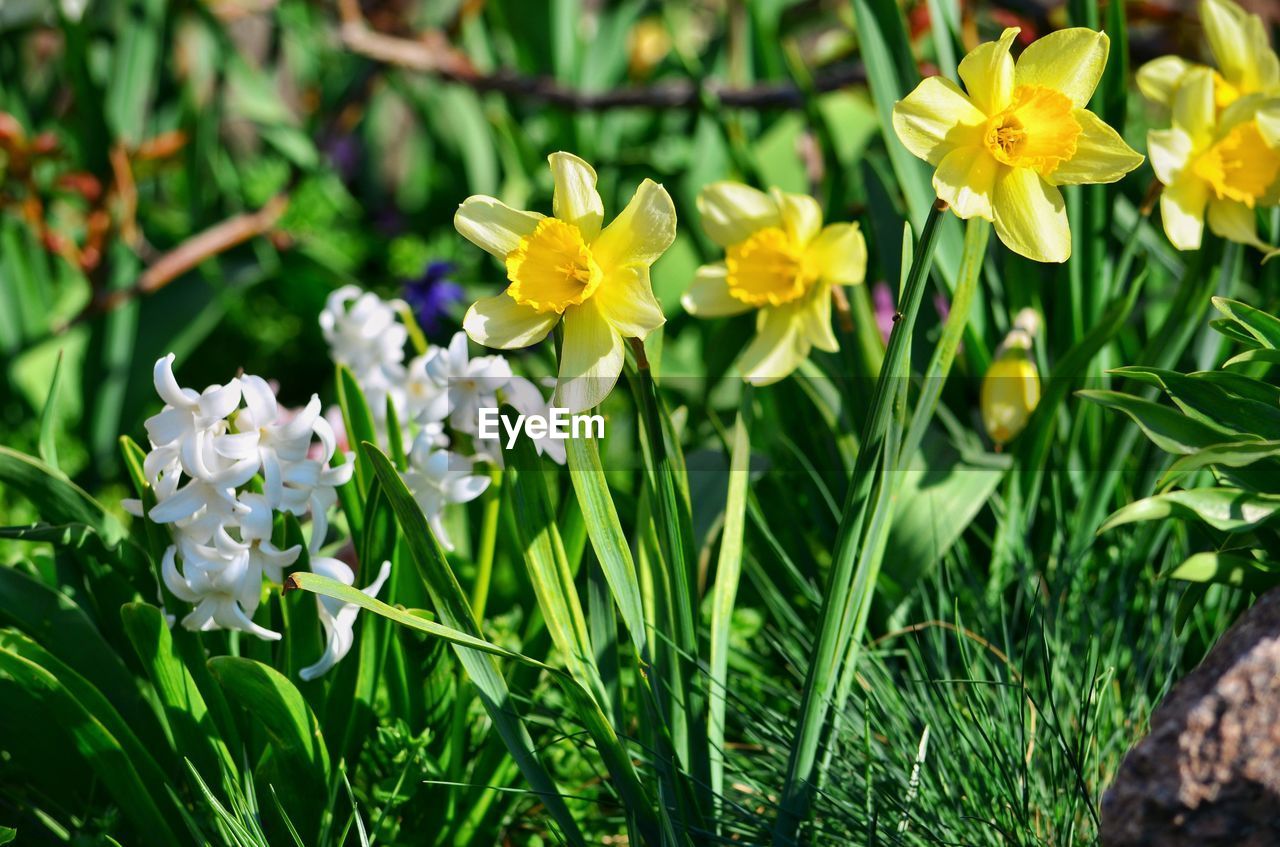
[1102, 588, 1280, 846]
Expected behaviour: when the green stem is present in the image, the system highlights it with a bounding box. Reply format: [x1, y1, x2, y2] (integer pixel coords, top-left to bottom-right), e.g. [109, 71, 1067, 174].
[900, 217, 990, 462]
[773, 202, 945, 845]
[470, 468, 502, 624]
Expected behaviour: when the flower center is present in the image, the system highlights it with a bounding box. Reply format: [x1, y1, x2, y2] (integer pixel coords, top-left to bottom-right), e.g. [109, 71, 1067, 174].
[1193, 120, 1280, 208]
[504, 218, 602, 314]
[983, 85, 1081, 175]
[724, 227, 815, 307]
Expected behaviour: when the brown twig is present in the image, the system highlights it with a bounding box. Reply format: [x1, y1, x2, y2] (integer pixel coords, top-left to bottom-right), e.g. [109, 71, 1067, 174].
[55, 194, 289, 333]
[339, 21, 866, 111]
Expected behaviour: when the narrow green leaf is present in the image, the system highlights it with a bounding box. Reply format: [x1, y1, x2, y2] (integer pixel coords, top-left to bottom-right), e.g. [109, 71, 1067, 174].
[1213, 296, 1280, 349]
[1078, 390, 1242, 454]
[1102, 488, 1280, 534]
[336, 364, 378, 494]
[358, 442, 589, 846]
[1168, 551, 1279, 592]
[38, 351, 65, 471]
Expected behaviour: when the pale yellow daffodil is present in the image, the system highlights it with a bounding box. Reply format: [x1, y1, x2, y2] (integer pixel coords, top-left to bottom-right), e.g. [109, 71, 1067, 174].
[1149, 68, 1280, 251]
[892, 27, 1144, 263]
[681, 183, 867, 385]
[1137, 0, 1280, 110]
[455, 152, 675, 412]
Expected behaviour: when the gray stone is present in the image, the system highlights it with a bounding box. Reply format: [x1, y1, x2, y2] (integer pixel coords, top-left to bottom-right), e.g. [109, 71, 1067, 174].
[1102, 588, 1280, 846]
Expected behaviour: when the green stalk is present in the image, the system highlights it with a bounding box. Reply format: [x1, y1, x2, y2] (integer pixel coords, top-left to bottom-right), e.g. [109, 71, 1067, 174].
[900, 217, 990, 463]
[708, 384, 754, 805]
[773, 202, 945, 844]
[470, 468, 502, 623]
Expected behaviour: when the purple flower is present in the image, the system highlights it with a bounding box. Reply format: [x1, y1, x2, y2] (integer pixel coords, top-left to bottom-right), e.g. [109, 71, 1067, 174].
[402, 261, 464, 335]
[873, 281, 895, 345]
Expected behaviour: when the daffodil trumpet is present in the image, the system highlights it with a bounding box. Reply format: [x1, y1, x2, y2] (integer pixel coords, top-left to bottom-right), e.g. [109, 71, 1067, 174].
[455, 152, 676, 413]
[683, 183, 869, 384]
[893, 27, 1144, 262]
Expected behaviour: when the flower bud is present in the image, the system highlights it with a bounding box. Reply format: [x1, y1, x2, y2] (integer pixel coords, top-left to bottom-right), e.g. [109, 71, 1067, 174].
[981, 317, 1041, 446]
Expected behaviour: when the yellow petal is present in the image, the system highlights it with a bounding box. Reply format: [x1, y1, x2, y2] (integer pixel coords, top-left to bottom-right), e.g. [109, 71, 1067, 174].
[1160, 179, 1209, 251]
[592, 179, 677, 269]
[1202, 0, 1280, 93]
[808, 223, 868, 286]
[959, 27, 1019, 115]
[549, 152, 604, 242]
[933, 146, 999, 220]
[682, 264, 753, 317]
[892, 76, 987, 166]
[1207, 198, 1269, 249]
[553, 298, 625, 413]
[1014, 28, 1109, 110]
[697, 182, 781, 247]
[800, 287, 838, 353]
[1049, 110, 1144, 185]
[992, 167, 1070, 262]
[454, 197, 544, 259]
[1258, 99, 1280, 148]
[1137, 55, 1194, 106]
[1148, 127, 1196, 185]
[1171, 68, 1216, 144]
[739, 306, 807, 386]
[463, 293, 560, 349]
[593, 263, 666, 339]
[775, 190, 823, 245]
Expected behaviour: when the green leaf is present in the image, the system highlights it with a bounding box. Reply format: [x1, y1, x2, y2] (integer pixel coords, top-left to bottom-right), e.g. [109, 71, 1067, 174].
[1168, 551, 1279, 592]
[1224, 348, 1280, 367]
[1078, 390, 1244, 454]
[38, 351, 65, 471]
[0, 645, 182, 846]
[0, 826, 14, 845]
[358, 443, 589, 846]
[336, 363, 378, 494]
[208, 657, 329, 843]
[1108, 366, 1280, 438]
[1212, 296, 1280, 349]
[121, 603, 238, 785]
[0, 446, 130, 550]
[1101, 489, 1280, 534]
[1167, 440, 1280, 475]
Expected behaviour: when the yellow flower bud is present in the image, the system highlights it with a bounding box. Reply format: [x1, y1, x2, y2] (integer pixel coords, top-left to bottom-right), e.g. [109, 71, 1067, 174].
[981, 318, 1041, 446]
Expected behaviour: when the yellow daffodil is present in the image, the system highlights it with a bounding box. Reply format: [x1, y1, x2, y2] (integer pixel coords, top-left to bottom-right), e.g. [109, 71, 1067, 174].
[1148, 68, 1280, 251]
[892, 27, 1144, 263]
[981, 309, 1041, 445]
[1137, 0, 1280, 110]
[681, 183, 867, 385]
[455, 152, 675, 412]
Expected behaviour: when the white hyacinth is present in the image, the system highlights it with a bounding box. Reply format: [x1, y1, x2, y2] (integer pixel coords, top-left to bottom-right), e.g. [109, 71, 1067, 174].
[300, 557, 392, 681]
[133, 354, 367, 678]
[402, 432, 491, 552]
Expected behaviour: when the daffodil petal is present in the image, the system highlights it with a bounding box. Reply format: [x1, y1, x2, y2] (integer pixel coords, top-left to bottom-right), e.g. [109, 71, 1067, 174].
[1014, 28, 1109, 110]
[1202, 0, 1279, 93]
[934, 147, 999, 220]
[801, 288, 838, 353]
[1171, 68, 1216, 143]
[553, 299, 625, 413]
[454, 197, 544, 259]
[549, 152, 604, 241]
[1049, 110, 1144, 185]
[463, 293, 559, 349]
[992, 167, 1070, 263]
[1136, 55, 1194, 106]
[775, 190, 823, 245]
[808, 223, 868, 286]
[739, 306, 807, 386]
[959, 27, 1018, 115]
[1160, 178, 1209, 251]
[1148, 127, 1196, 185]
[594, 263, 666, 339]
[697, 182, 782, 246]
[892, 76, 987, 166]
[1207, 198, 1269, 249]
[682, 264, 752, 317]
[592, 178, 677, 269]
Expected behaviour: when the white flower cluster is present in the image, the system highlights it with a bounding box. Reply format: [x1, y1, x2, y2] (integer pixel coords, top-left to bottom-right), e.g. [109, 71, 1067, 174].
[128, 354, 385, 680]
[319, 285, 563, 551]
